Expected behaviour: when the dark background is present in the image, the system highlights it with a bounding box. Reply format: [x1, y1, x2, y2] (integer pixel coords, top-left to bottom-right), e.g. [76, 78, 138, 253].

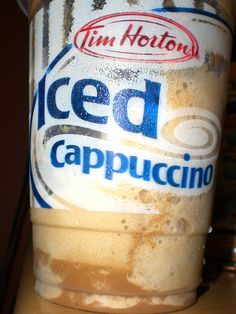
[0, 1, 28, 265]
[0, 1, 29, 312]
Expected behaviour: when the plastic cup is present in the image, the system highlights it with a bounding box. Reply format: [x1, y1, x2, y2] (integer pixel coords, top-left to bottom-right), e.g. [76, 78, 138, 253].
[18, 0, 233, 313]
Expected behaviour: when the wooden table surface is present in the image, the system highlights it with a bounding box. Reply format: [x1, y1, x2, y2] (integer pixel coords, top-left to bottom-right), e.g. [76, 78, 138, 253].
[14, 249, 236, 314]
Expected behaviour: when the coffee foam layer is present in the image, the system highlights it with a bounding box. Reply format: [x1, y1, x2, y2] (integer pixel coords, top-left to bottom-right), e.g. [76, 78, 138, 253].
[33, 225, 205, 293]
[165, 63, 229, 119]
[31, 188, 214, 234]
[35, 278, 196, 313]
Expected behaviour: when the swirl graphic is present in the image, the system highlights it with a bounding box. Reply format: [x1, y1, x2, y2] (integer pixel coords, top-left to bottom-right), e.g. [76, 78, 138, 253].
[161, 115, 220, 159]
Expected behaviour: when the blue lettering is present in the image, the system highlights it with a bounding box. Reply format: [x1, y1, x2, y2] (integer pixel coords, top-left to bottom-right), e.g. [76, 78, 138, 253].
[152, 163, 167, 185]
[130, 156, 151, 181]
[181, 154, 190, 188]
[167, 166, 181, 187]
[181, 167, 189, 188]
[83, 147, 104, 174]
[71, 79, 110, 124]
[204, 165, 213, 185]
[47, 77, 70, 120]
[105, 151, 129, 180]
[113, 80, 161, 139]
[49, 142, 215, 191]
[50, 140, 65, 168]
[190, 168, 203, 188]
[38, 76, 46, 130]
[65, 145, 81, 165]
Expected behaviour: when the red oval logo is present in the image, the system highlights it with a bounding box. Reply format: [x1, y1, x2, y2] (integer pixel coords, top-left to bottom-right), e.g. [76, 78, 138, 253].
[74, 12, 199, 63]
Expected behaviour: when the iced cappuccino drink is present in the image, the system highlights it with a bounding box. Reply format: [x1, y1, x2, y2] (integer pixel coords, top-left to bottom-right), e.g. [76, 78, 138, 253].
[20, 0, 233, 312]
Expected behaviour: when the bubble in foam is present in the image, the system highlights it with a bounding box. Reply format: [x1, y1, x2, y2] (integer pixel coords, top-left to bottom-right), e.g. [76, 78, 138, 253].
[127, 271, 137, 280]
[166, 219, 171, 226]
[99, 268, 112, 275]
[176, 89, 182, 96]
[139, 189, 152, 203]
[167, 195, 180, 205]
[176, 218, 191, 233]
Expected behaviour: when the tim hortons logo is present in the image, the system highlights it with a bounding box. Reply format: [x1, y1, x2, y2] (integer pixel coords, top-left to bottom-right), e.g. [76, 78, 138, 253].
[74, 12, 199, 63]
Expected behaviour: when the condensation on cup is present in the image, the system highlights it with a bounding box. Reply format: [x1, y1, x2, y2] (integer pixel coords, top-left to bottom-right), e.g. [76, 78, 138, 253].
[18, 0, 233, 313]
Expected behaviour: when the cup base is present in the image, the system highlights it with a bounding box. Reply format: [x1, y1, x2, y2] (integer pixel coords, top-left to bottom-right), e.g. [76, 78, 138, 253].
[35, 279, 196, 314]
